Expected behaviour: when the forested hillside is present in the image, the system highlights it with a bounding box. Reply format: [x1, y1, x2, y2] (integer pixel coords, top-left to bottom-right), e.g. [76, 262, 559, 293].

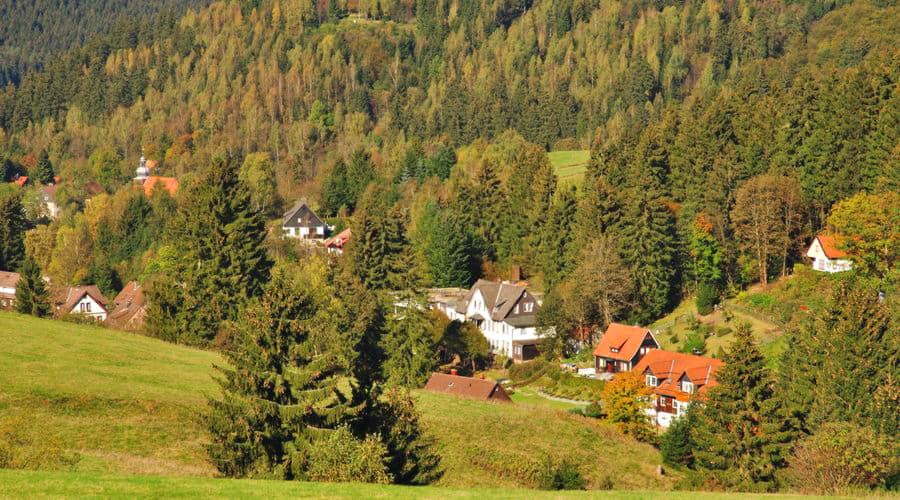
[0, 0, 896, 322]
[0, 0, 214, 87]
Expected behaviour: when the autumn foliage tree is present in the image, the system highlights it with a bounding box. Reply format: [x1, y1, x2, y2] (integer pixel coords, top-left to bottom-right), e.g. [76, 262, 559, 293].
[602, 371, 655, 443]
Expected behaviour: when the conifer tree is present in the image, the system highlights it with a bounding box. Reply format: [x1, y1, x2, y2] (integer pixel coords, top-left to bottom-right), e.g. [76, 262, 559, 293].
[538, 186, 577, 287]
[416, 202, 473, 288]
[346, 186, 408, 290]
[15, 255, 50, 317]
[0, 191, 26, 272]
[207, 269, 363, 479]
[145, 156, 272, 345]
[692, 323, 794, 491]
[34, 150, 54, 185]
[660, 405, 696, 468]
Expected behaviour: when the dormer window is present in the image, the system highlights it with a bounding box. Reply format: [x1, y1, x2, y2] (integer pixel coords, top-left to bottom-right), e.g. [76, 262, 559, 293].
[681, 381, 694, 393]
[611, 347, 619, 353]
[646, 375, 657, 387]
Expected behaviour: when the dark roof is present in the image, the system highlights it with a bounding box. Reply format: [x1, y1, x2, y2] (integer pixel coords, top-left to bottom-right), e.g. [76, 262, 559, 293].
[424, 373, 512, 402]
[593, 323, 658, 362]
[282, 200, 326, 229]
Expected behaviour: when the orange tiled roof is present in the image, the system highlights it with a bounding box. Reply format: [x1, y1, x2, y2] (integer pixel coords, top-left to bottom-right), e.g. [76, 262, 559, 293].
[13, 176, 28, 187]
[143, 176, 179, 196]
[633, 350, 724, 400]
[593, 323, 654, 362]
[816, 234, 849, 259]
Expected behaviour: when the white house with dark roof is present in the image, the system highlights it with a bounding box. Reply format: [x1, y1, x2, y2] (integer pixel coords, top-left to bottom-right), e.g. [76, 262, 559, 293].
[0, 271, 20, 309]
[282, 200, 327, 240]
[438, 279, 548, 363]
[53, 285, 110, 321]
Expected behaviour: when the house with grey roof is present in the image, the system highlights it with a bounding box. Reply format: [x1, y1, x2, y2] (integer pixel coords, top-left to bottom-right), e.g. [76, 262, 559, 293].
[434, 279, 548, 363]
[282, 200, 327, 240]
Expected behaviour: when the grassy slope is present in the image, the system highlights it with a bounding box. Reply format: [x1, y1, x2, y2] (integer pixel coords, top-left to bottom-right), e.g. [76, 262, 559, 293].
[548, 150, 590, 185]
[0, 312, 666, 491]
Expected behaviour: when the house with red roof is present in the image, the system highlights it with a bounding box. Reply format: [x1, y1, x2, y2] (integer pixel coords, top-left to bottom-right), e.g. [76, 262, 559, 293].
[593, 323, 660, 374]
[632, 350, 724, 428]
[108, 281, 147, 330]
[53, 285, 110, 321]
[424, 372, 512, 403]
[323, 228, 351, 254]
[806, 234, 852, 273]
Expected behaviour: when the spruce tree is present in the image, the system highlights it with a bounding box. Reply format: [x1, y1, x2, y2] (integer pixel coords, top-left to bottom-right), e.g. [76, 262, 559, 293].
[145, 156, 272, 345]
[660, 406, 696, 468]
[15, 255, 50, 317]
[34, 150, 54, 185]
[346, 186, 408, 291]
[692, 323, 794, 491]
[207, 270, 362, 479]
[0, 191, 26, 272]
[417, 204, 472, 288]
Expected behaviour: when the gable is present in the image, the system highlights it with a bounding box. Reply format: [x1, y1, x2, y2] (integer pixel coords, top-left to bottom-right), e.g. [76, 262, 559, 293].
[283, 203, 325, 228]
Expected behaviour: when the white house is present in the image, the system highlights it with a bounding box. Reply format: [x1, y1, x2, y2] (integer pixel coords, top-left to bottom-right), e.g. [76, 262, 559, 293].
[435, 280, 548, 363]
[54, 285, 110, 321]
[282, 200, 327, 240]
[632, 350, 723, 428]
[39, 185, 61, 218]
[807, 234, 852, 273]
[0, 271, 20, 309]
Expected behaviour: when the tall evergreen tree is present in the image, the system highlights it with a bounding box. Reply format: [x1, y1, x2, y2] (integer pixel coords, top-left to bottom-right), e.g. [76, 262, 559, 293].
[346, 186, 408, 291]
[15, 255, 50, 317]
[145, 156, 272, 345]
[416, 203, 472, 288]
[692, 323, 794, 491]
[207, 269, 363, 479]
[34, 150, 54, 185]
[0, 191, 26, 271]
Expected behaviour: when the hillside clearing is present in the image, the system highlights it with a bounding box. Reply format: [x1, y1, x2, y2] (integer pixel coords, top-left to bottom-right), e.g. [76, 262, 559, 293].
[0, 312, 666, 490]
[549, 150, 590, 185]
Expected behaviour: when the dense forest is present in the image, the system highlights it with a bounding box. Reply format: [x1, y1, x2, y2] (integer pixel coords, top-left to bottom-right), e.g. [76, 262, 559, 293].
[0, 0, 214, 87]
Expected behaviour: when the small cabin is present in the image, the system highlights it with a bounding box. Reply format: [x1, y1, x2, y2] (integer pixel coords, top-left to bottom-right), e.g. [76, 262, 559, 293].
[424, 372, 512, 403]
[54, 285, 109, 321]
[0, 271, 20, 310]
[282, 201, 327, 240]
[806, 234, 852, 273]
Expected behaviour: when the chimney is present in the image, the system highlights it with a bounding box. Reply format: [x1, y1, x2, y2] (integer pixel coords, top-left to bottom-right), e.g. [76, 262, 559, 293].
[450, 369, 458, 376]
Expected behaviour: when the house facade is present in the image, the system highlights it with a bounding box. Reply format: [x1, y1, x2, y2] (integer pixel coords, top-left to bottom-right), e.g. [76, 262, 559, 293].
[54, 286, 109, 321]
[282, 201, 327, 239]
[593, 323, 660, 373]
[39, 185, 61, 218]
[807, 234, 852, 273]
[0, 271, 20, 310]
[632, 350, 723, 428]
[436, 279, 547, 363]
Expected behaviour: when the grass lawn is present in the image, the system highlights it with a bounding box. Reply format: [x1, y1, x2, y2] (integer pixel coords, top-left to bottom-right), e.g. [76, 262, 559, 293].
[0, 469, 845, 499]
[507, 385, 586, 411]
[0, 312, 668, 491]
[548, 150, 590, 185]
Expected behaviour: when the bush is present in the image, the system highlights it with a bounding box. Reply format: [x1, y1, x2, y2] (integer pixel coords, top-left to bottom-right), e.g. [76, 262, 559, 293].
[537, 457, 586, 490]
[685, 313, 700, 330]
[787, 422, 898, 493]
[680, 331, 706, 355]
[597, 475, 614, 490]
[714, 326, 732, 337]
[305, 427, 391, 484]
[696, 283, 718, 315]
[746, 293, 774, 310]
[582, 402, 605, 419]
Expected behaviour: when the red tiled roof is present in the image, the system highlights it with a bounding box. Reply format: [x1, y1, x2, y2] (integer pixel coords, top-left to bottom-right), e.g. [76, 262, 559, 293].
[633, 350, 724, 401]
[324, 228, 351, 249]
[815, 234, 849, 259]
[593, 323, 656, 362]
[13, 176, 28, 187]
[143, 176, 179, 196]
[54, 285, 109, 314]
[108, 281, 147, 329]
[424, 373, 512, 402]
[0, 271, 20, 289]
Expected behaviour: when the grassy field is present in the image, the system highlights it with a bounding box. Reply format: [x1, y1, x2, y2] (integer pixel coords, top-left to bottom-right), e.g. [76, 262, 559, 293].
[0, 470, 848, 499]
[548, 150, 590, 185]
[0, 311, 669, 491]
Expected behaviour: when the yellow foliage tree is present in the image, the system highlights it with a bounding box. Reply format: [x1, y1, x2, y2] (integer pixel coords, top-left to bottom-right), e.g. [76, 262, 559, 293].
[602, 371, 656, 443]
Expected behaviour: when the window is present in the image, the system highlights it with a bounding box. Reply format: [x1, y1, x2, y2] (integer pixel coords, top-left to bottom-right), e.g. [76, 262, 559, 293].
[524, 302, 534, 313]
[681, 381, 694, 393]
[514, 304, 519, 314]
[646, 375, 657, 387]
[79, 302, 91, 313]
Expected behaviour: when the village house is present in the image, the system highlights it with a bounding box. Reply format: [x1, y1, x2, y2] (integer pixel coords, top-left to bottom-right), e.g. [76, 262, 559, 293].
[424, 371, 512, 402]
[107, 281, 147, 331]
[434, 279, 547, 363]
[53, 285, 110, 321]
[806, 233, 853, 273]
[282, 200, 327, 240]
[0, 271, 20, 310]
[39, 184, 61, 218]
[593, 323, 660, 374]
[632, 350, 724, 428]
[323, 228, 351, 254]
[134, 154, 178, 197]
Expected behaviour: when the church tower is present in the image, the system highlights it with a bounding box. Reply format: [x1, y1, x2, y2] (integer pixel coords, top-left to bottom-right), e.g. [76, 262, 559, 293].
[134, 153, 149, 184]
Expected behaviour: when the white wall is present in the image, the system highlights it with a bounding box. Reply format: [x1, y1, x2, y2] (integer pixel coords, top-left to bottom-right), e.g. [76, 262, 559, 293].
[806, 239, 852, 273]
[71, 295, 107, 321]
